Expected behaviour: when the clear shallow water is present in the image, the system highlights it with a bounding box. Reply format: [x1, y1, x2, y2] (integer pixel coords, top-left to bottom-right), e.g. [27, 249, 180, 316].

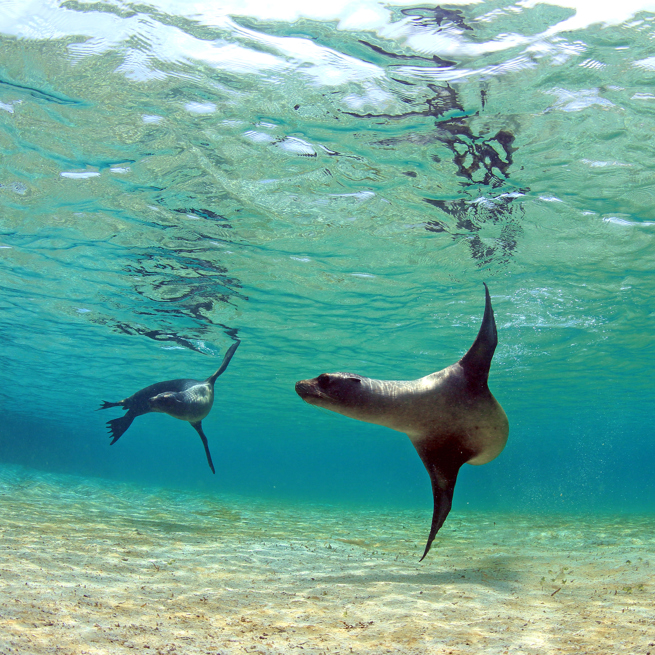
[1, 0, 654, 522]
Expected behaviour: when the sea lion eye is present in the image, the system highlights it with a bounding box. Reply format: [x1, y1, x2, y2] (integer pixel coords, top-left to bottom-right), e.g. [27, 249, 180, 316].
[317, 374, 330, 387]
[347, 377, 362, 384]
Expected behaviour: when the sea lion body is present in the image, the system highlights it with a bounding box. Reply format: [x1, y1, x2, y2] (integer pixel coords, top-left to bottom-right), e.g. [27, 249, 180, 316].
[111, 378, 208, 418]
[99, 341, 240, 474]
[301, 365, 507, 464]
[295, 285, 508, 559]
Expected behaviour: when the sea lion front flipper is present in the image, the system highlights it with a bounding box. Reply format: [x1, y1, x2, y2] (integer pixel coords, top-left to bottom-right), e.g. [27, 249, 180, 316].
[191, 421, 216, 474]
[459, 282, 498, 390]
[207, 340, 241, 386]
[413, 438, 475, 561]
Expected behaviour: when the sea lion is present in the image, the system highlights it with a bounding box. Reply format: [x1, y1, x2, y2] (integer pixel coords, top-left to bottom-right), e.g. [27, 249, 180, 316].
[295, 285, 508, 560]
[98, 341, 240, 474]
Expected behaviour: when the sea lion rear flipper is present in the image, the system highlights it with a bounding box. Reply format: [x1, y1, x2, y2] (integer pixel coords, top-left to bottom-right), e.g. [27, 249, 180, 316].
[98, 400, 122, 411]
[413, 439, 474, 561]
[191, 421, 216, 474]
[107, 412, 136, 445]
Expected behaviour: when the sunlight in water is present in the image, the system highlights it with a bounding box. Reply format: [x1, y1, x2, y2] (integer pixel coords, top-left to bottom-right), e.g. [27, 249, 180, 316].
[1, 0, 655, 652]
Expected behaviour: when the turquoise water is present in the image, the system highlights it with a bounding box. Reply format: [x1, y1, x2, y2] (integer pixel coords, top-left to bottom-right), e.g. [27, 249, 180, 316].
[1, 0, 655, 524]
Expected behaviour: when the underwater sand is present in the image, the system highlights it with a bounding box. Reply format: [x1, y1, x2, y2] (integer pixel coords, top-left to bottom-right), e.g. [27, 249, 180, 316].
[0, 466, 653, 655]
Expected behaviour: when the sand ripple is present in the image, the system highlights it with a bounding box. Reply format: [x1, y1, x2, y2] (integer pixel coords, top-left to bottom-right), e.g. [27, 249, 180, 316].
[0, 466, 653, 654]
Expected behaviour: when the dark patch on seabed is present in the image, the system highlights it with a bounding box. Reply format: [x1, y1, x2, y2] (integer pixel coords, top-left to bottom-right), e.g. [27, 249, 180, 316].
[0, 465, 653, 654]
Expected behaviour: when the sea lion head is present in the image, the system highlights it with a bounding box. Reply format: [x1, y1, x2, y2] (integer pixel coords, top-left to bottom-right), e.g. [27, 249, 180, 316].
[149, 391, 185, 415]
[295, 372, 381, 421]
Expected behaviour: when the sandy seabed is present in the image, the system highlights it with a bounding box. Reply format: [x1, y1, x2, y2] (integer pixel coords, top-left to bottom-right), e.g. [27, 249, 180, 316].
[0, 466, 653, 655]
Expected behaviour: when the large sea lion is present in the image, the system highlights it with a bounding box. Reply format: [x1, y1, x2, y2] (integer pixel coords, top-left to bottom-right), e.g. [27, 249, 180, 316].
[295, 285, 508, 560]
[99, 341, 240, 474]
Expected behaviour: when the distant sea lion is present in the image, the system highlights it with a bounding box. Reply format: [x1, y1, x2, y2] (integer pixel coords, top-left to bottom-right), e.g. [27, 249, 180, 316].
[295, 285, 508, 560]
[99, 341, 240, 474]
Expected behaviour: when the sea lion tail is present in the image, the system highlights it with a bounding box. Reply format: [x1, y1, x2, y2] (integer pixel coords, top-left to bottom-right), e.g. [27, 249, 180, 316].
[106, 415, 135, 445]
[458, 283, 498, 389]
[98, 400, 122, 410]
[207, 340, 240, 386]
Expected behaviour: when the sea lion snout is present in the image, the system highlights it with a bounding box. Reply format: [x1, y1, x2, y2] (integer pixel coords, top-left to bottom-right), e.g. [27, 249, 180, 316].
[295, 378, 319, 402]
[296, 373, 364, 406]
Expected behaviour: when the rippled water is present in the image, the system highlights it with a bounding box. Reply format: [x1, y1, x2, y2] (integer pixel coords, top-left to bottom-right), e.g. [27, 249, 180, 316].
[0, 0, 654, 516]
